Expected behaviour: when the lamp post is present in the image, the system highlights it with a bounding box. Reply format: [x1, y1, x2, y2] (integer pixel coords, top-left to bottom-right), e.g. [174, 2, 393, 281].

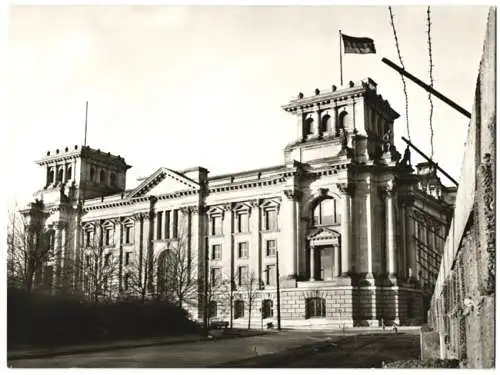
[276, 250, 281, 330]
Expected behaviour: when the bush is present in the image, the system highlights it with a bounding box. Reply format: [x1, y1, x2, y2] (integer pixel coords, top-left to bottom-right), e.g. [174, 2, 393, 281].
[7, 288, 201, 348]
[383, 359, 460, 368]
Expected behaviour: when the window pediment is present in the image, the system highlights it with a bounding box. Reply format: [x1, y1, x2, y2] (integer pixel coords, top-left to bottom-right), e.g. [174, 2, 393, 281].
[307, 228, 340, 246]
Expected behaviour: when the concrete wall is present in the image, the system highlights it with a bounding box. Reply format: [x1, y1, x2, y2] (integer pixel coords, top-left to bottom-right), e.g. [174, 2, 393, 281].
[427, 7, 495, 368]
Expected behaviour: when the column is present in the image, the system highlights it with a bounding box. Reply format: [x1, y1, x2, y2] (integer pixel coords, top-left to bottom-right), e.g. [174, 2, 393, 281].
[249, 200, 261, 286]
[365, 178, 373, 279]
[309, 245, 315, 281]
[52, 222, 64, 292]
[282, 190, 298, 279]
[60, 163, 65, 184]
[405, 196, 417, 281]
[337, 183, 354, 276]
[296, 110, 304, 142]
[311, 105, 320, 139]
[383, 182, 397, 278]
[295, 197, 302, 276]
[222, 204, 233, 280]
[118, 218, 124, 293]
[72, 158, 77, 183]
[333, 106, 339, 136]
[333, 245, 340, 277]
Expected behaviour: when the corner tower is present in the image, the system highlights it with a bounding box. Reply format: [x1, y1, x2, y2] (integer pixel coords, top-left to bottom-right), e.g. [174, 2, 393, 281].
[281, 78, 400, 165]
[35, 145, 131, 204]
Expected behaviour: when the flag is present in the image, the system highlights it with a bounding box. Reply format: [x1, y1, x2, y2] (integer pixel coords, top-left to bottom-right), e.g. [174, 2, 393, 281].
[342, 34, 376, 54]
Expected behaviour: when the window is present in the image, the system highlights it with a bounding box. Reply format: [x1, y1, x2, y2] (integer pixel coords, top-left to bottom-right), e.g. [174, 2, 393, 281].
[124, 226, 132, 244]
[125, 252, 131, 266]
[48, 169, 54, 184]
[57, 168, 64, 182]
[238, 266, 248, 286]
[305, 297, 326, 319]
[304, 116, 313, 136]
[90, 167, 95, 181]
[211, 215, 222, 236]
[264, 210, 278, 232]
[208, 301, 217, 318]
[103, 276, 109, 292]
[66, 166, 72, 181]
[124, 274, 131, 290]
[172, 210, 179, 238]
[110, 173, 116, 186]
[104, 253, 111, 267]
[262, 299, 274, 318]
[156, 212, 163, 240]
[211, 268, 222, 286]
[43, 265, 53, 289]
[237, 212, 249, 233]
[104, 227, 112, 246]
[211, 244, 222, 260]
[85, 230, 92, 247]
[265, 264, 276, 285]
[100, 170, 106, 183]
[320, 114, 331, 135]
[165, 211, 171, 239]
[238, 242, 249, 259]
[266, 240, 276, 256]
[313, 198, 337, 226]
[337, 111, 348, 134]
[85, 254, 91, 267]
[234, 300, 245, 319]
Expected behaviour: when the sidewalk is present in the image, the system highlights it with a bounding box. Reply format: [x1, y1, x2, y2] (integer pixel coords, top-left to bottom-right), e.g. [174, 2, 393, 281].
[8, 329, 268, 361]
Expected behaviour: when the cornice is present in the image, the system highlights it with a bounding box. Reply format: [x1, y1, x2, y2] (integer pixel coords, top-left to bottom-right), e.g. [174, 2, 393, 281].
[282, 87, 366, 113]
[208, 175, 288, 194]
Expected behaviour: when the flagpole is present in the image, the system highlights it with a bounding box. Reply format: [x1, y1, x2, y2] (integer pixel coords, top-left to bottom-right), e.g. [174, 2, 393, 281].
[84, 101, 88, 147]
[339, 30, 343, 86]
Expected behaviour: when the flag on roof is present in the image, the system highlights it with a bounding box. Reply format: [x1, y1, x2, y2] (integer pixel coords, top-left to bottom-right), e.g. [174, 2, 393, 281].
[342, 34, 376, 54]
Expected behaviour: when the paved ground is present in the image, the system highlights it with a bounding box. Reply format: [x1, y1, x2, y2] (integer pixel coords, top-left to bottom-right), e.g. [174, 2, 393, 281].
[222, 332, 421, 368]
[8, 330, 420, 368]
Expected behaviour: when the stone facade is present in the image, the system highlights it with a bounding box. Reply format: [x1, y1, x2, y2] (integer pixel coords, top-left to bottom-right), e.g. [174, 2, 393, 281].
[21, 77, 454, 328]
[427, 8, 495, 368]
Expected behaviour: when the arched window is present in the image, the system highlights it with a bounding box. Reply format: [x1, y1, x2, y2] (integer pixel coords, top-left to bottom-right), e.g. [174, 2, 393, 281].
[262, 299, 274, 318]
[304, 116, 314, 136]
[110, 173, 117, 186]
[57, 168, 64, 182]
[312, 198, 337, 226]
[48, 169, 55, 184]
[100, 170, 107, 183]
[90, 167, 95, 181]
[336, 111, 348, 135]
[320, 114, 331, 135]
[234, 300, 245, 319]
[208, 301, 217, 318]
[305, 297, 326, 319]
[66, 166, 72, 181]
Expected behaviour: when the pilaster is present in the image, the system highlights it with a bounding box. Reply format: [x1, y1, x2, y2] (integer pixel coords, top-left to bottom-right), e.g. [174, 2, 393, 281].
[380, 181, 397, 279]
[337, 182, 354, 276]
[365, 177, 373, 279]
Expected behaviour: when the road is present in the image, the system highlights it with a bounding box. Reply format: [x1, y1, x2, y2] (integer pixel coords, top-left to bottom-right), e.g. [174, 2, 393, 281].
[223, 332, 421, 368]
[9, 330, 420, 368]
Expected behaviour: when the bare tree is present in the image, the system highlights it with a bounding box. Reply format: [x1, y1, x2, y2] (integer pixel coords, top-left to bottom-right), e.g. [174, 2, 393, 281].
[79, 244, 121, 304]
[238, 269, 260, 330]
[7, 202, 53, 293]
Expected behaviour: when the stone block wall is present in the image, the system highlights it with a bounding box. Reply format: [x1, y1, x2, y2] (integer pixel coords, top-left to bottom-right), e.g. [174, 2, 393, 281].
[427, 7, 495, 368]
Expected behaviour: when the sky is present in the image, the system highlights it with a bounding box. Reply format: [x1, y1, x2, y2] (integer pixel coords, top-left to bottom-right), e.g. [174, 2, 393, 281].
[7, 5, 491, 207]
